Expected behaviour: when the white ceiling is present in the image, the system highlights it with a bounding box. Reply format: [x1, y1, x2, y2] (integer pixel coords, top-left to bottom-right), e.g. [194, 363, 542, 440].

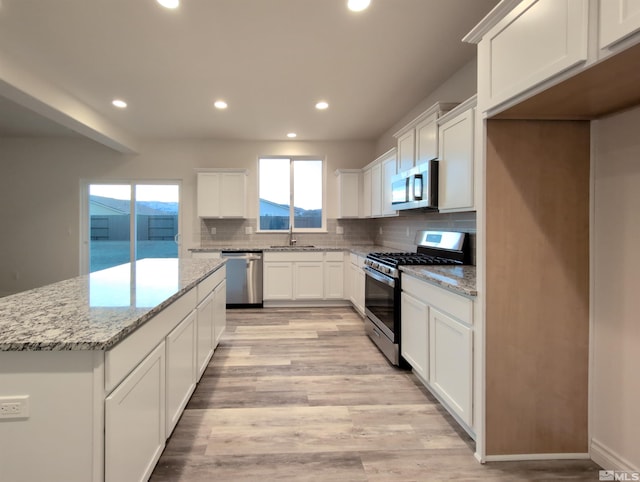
[0, 0, 498, 142]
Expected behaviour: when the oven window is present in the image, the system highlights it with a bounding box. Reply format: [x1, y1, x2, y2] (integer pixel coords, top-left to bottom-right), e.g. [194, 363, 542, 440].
[364, 272, 396, 341]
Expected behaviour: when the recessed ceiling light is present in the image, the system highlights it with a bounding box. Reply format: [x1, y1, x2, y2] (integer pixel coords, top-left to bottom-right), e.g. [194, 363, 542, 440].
[214, 100, 228, 109]
[315, 101, 329, 110]
[287, 132, 297, 138]
[347, 0, 370, 12]
[112, 99, 127, 108]
[157, 0, 179, 9]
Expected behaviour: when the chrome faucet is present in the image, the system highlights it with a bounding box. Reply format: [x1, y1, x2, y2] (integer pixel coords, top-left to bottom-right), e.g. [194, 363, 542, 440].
[288, 225, 297, 246]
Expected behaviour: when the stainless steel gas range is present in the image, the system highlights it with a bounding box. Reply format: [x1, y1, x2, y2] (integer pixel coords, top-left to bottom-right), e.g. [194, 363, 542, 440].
[363, 230, 469, 366]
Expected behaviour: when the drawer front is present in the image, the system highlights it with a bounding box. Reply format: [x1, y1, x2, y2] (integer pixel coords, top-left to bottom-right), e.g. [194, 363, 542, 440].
[402, 274, 472, 325]
[265, 251, 324, 262]
[324, 250, 345, 262]
[197, 266, 225, 304]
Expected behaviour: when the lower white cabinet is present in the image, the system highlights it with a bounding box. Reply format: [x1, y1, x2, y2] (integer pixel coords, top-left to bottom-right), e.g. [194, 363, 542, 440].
[400, 291, 429, 382]
[263, 261, 294, 300]
[429, 308, 473, 427]
[263, 251, 345, 302]
[349, 253, 365, 314]
[196, 291, 215, 379]
[165, 311, 197, 437]
[294, 262, 324, 299]
[401, 273, 474, 432]
[213, 279, 227, 347]
[105, 342, 166, 482]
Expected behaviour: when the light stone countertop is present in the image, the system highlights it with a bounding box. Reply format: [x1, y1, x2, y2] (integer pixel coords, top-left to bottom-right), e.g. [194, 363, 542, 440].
[0, 258, 225, 352]
[400, 265, 477, 297]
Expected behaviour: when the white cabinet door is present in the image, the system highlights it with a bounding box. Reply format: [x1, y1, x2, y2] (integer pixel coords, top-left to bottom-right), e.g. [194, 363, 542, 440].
[197, 172, 221, 218]
[397, 129, 415, 172]
[600, 0, 640, 50]
[219, 172, 246, 218]
[105, 342, 166, 482]
[429, 308, 473, 426]
[438, 107, 474, 212]
[197, 171, 246, 218]
[165, 311, 197, 438]
[415, 112, 438, 165]
[196, 291, 214, 379]
[381, 155, 397, 217]
[324, 261, 344, 299]
[370, 163, 382, 217]
[294, 262, 324, 299]
[336, 170, 361, 218]
[478, 0, 588, 111]
[401, 291, 429, 382]
[213, 279, 226, 347]
[362, 168, 372, 218]
[263, 262, 293, 300]
[350, 257, 365, 315]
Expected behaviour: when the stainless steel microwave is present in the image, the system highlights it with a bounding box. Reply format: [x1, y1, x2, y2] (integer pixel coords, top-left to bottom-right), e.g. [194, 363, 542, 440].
[391, 159, 438, 210]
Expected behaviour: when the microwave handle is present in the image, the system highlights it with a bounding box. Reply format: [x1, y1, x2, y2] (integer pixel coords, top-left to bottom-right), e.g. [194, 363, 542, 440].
[413, 174, 423, 200]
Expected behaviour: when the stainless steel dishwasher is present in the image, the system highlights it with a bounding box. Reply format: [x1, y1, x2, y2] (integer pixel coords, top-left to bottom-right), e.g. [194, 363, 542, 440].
[220, 250, 263, 307]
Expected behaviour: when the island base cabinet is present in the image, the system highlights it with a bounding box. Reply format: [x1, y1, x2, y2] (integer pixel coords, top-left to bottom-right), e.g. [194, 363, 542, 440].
[196, 291, 215, 379]
[165, 311, 197, 438]
[429, 308, 473, 427]
[213, 279, 227, 347]
[105, 342, 166, 482]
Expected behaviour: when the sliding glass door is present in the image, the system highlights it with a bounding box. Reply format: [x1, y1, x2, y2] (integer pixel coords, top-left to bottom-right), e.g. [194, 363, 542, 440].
[87, 183, 179, 273]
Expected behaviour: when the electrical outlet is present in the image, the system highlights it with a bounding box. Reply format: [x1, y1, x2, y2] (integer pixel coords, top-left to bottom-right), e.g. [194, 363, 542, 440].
[379, 227, 383, 235]
[210, 227, 216, 235]
[406, 227, 410, 237]
[245, 226, 253, 235]
[336, 226, 344, 235]
[0, 396, 29, 419]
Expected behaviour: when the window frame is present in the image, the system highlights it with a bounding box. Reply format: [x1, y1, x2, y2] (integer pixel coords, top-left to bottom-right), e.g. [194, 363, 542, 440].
[257, 156, 327, 233]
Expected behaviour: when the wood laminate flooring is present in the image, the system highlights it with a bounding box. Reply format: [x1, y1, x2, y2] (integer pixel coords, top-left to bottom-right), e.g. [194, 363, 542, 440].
[151, 308, 600, 481]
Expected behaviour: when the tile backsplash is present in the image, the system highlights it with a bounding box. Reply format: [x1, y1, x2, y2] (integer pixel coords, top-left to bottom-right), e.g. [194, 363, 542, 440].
[199, 210, 476, 264]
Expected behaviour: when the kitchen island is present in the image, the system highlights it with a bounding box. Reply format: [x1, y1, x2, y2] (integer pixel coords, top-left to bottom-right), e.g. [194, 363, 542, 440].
[0, 258, 226, 482]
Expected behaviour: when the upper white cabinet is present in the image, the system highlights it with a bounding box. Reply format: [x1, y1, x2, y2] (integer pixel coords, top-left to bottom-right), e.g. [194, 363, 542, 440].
[362, 148, 397, 218]
[437, 97, 476, 213]
[335, 169, 361, 218]
[397, 130, 415, 172]
[474, 0, 589, 113]
[393, 102, 457, 171]
[197, 169, 247, 218]
[600, 0, 640, 51]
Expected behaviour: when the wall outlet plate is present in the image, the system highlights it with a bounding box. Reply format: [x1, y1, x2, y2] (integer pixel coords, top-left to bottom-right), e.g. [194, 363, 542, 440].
[245, 226, 253, 235]
[0, 395, 29, 419]
[336, 226, 344, 234]
[210, 227, 216, 235]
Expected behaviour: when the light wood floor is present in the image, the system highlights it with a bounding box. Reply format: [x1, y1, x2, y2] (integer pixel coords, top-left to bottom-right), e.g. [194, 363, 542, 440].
[151, 308, 600, 481]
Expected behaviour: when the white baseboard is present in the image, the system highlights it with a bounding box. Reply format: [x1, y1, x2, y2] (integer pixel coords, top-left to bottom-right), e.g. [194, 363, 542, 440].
[591, 438, 639, 472]
[485, 453, 590, 462]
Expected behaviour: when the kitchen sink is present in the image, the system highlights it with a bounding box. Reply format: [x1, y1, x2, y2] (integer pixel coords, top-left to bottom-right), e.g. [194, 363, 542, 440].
[270, 245, 315, 248]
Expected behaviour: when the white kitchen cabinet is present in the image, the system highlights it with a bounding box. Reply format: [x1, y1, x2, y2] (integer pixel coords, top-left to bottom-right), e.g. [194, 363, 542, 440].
[165, 310, 197, 438]
[335, 169, 361, 218]
[294, 262, 324, 299]
[197, 170, 247, 218]
[263, 261, 294, 300]
[400, 291, 429, 382]
[437, 98, 475, 212]
[397, 129, 415, 172]
[415, 111, 439, 166]
[370, 162, 382, 217]
[213, 279, 227, 348]
[381, 154, 397, 216]
[349, 253, 365, 315]
[363, 147, 397, 219]
[324, 252, 344, 299]
[429, 307, 473, 427]
[196, 290, 214, 379]
[105, 342, 166, 482]
[600, 0, 640, 51]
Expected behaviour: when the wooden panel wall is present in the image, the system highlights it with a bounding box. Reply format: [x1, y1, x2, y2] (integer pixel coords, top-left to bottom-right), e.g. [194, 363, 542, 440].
[485, 120, 590, 455]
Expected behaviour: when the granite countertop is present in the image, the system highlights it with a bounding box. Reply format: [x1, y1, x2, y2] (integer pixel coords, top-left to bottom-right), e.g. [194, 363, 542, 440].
[0, 258, 225, 352]
[190, 245, 348, 252]
[400, 265, 477, 297]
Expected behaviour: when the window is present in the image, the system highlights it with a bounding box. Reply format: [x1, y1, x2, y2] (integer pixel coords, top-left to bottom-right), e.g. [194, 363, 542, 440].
[82, 182, 180, 273]
[258, 157, 324, 232]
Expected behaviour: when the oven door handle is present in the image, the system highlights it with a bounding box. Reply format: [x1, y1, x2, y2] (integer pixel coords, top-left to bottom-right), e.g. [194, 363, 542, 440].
[364, 266, 396, 288]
